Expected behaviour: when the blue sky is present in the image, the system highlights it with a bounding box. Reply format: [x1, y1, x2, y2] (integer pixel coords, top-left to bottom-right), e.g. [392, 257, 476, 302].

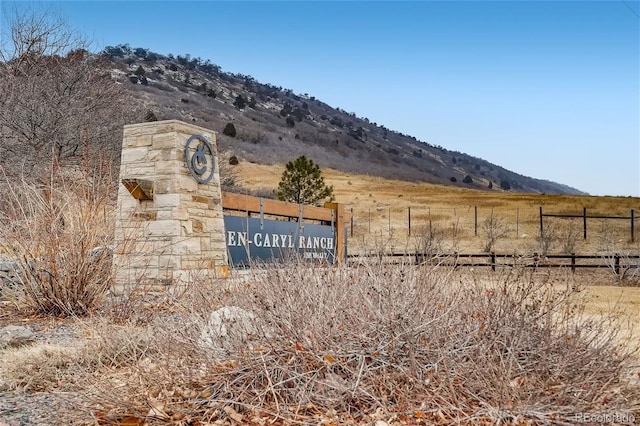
[2, 1, 639, 196]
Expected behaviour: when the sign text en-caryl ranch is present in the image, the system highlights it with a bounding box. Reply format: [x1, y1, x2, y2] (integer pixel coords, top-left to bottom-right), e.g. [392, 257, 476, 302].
[224, 216, 336, 266]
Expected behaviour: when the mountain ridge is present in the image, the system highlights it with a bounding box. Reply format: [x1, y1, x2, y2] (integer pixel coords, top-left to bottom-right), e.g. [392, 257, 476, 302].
[103, 44, 587, 196]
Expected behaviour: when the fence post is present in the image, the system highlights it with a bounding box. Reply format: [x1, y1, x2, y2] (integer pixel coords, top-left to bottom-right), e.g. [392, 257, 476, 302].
[491, 252, 496, 271]
[539, 206, 543, 238]
[614, 254, 620, 276]
[326, 203, 347, 262]
[516, 208, 519, 238]
[631, 209, 635, 243]
[583, 207, 587, 240]
[388, 207, 391, 235]
[350, 207, 354, 237]
[408, 207, 411, 236]
[571, 253, 576, 273]
[474, 206, 478, 236]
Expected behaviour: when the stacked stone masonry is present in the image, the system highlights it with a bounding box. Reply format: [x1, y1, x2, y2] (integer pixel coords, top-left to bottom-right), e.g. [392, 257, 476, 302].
[113, 120, 228, 290]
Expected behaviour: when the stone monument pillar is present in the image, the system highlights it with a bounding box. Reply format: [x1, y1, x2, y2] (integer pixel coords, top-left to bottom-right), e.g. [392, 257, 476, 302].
[112, 120, 228, 290]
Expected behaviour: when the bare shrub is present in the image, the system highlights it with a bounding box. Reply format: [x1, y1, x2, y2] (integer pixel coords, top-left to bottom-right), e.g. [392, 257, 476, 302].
[597, 220, 617, 252]
[81, 262, 638, 424]
[237, 128, 267, 144]
[603, 252, 640, 285]
[217, 149, 243, 192]
[413, 222, 445, 262]
[0, 6, 131, 181]
[482, 211, 509, 252]
[560, 222, 579, 253]
[0, 162, 116, 316]
[537, 220, 558, 254]
[367, 229, 398, 259]
[83, 320, 157, 369]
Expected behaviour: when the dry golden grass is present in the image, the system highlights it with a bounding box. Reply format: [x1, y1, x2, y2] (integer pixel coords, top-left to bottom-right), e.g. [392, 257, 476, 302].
[581, 283, 640, 346]
[238, 162, 640, 254]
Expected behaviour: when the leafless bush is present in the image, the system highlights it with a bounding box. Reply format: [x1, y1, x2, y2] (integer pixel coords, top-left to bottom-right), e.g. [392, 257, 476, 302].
[482, 211, 509, 252]
[217, 149, 243, 192]
[0, 5, 131, 181]
[413, 222, 445, 262]
[603, 252, 640, 286]
[0, 162, 117, 316]
[560, 222, 579, 253]
[367, 229, 398, 259]
[80, 262, 638, 424]
[237, 128, 267, 144]
[597, 220, 617, 252]
[537, 220, 558, 254]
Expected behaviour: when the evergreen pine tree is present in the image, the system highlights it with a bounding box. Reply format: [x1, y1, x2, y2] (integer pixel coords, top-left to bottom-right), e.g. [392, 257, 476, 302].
[277, 156, 334, 205]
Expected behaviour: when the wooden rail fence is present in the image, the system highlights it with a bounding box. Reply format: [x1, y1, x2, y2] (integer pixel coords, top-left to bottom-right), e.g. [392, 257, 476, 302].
[349, 252, 640, 274]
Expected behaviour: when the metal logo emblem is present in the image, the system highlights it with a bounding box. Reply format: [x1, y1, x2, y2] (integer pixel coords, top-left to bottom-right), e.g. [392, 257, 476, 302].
[184, 134, 215, 183]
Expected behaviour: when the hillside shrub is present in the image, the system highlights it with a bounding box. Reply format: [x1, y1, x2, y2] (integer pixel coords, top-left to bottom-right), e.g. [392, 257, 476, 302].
[233, 95, 247, 110]
[291, 107, 307, 121]
[222, 122, 237, 137]
[285, 116, 295, 128]
[463, 174, 473, 184]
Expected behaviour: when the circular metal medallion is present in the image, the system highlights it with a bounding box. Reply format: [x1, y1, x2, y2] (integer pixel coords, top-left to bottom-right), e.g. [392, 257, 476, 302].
[184, 135, 215, 183]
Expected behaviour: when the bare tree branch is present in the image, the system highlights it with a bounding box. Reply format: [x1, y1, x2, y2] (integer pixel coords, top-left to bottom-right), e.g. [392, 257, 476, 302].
[0, 5, 132, 182]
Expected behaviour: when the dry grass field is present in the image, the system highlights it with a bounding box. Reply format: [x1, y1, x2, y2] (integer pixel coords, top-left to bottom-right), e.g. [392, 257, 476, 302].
[235, 161, 640, 255]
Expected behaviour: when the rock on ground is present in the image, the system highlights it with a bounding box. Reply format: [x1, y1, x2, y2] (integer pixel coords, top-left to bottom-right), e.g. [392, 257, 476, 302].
[199, 306, 267, 356]
[0, 326, 35, 349]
